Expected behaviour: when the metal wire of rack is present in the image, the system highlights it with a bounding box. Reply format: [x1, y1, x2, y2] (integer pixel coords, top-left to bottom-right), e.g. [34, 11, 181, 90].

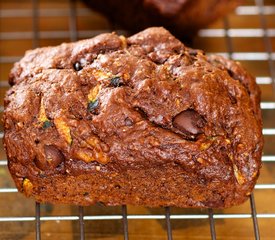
[0, 0, 275, 239]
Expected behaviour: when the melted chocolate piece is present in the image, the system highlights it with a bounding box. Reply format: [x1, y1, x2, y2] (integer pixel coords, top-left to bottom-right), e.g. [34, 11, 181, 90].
[73, 62, 83, 71]
[44, 145, 64, 168]
[35, 145, 64, 170]
[173, 109, 205, 138]
[125, 117, 134, 126]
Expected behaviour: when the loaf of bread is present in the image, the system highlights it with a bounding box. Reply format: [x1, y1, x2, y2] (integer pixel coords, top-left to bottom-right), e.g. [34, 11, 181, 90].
[4, 27, 263, 208]
[83, 0, 241, 40]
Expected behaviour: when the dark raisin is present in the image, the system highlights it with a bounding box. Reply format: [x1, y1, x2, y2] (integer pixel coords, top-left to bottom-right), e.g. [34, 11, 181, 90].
[110, 76, 122, 87]
[83, 192, 89, 196]
[73, 62, 82, 71]
[88, 99, 99, 113]
[42, 120, 52, 129]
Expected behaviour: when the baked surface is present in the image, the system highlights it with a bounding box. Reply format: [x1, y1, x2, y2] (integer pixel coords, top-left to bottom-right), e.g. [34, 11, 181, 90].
[4, 27, 263, 208]
[83, 0, 241, 39]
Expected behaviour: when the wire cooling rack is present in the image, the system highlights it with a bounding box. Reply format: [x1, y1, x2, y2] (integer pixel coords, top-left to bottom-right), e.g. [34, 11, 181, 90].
[0, 0, 275, 239]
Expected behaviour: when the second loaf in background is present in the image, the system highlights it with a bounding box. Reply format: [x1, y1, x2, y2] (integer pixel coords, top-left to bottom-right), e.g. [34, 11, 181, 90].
[83, 0, 241, 40]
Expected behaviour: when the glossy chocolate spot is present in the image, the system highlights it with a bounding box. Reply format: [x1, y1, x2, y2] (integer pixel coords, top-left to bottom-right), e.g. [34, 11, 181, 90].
[73, 62, 82, 71]
[35, 145, 65, 170]
[125, 117, 134, 126]
[44, 145, 64, 168]
[173, 109, 205, 139]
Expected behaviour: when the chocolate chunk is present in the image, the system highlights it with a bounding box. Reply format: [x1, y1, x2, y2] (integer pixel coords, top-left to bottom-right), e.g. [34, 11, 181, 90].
[125, 117, 134, 126]
[173, 109, 205, 138]
[110, 76, 122, 87]
[73, 62, 83, 71]
[44, 145, 64, 168]
[34, 145, 65, 170]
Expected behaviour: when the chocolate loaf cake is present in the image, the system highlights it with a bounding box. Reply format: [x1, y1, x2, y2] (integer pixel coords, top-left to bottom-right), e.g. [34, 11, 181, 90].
[83, 0, 241, 39]
[4, 27, 263, 208]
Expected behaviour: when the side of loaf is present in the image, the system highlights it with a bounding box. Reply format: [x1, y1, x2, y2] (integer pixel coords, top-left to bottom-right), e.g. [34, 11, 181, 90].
[83, 0, 241, 39]
[4, 27, 263, 208]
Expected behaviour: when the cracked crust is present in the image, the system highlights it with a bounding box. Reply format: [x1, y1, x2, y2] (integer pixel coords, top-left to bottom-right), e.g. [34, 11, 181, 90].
[4, 27, 263, 208]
